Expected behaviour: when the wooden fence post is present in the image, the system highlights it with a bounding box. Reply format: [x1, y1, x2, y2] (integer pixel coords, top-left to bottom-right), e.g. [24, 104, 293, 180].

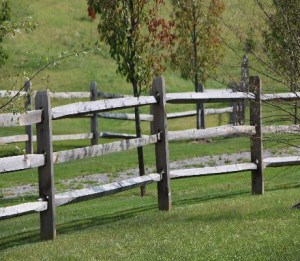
[249, 76, 264, 195]
[35, 91, 56, 240]
[239, 55, 249, 125]
[24, 80, 33, 154]
[151, 76, 171, 211]
[196, 83, 205, 129]
[229, 82, 238, 126]
[90, 81, 99, 145]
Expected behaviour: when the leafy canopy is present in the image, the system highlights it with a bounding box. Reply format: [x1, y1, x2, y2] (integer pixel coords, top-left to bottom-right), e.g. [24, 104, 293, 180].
[262, 0, 300, 91]
[0, 0, 11, 65]
[171, 0, 224, 86]
[88, 0, 174, 94]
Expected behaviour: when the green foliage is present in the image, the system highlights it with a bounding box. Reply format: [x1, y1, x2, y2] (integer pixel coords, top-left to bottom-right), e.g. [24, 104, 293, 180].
[87, 0, 175, 94]
[0, 0, 11, 66]
[243, 27, 256, 54]
[262, 0, 300, 91]
[0, 0, 10, 21]
[171, 0, 224, 87]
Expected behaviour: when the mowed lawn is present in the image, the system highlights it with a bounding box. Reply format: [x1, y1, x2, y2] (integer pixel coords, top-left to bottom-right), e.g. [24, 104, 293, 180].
[1, 166, 300, 260]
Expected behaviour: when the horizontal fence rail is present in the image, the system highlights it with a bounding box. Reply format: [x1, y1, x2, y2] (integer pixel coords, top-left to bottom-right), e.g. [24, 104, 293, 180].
[0, 134, 29, 144]
[49, 92, 90, 99]
[264, 156, 300, 167]
[99, 112, 153, 121]
[0, 154, 45, 173]
[0, 201, 48, 220]
[98, 91, 130, 99]
[261, 92, 300, 101]
[98, 107, 234, 122]
[170, 163, 257, 179]
[0, 90, 27, 97]
[168, 125, 256, 141]
[0, 110, 42, 127]
[55, 173, 161, 207]
[1, 124, 299, 145]
[52, 134, 160, 164]
[52, 96, 157, 119]
[262, 125, 300, 134]
[167, 107, 233, 119]
[166, 91, 300, 103]
[166, 91, 254, 103]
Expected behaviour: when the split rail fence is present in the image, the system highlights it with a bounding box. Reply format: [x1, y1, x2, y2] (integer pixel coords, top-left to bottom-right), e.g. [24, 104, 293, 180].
[0, 76, 299, 241]
[0, 81, 239, 151]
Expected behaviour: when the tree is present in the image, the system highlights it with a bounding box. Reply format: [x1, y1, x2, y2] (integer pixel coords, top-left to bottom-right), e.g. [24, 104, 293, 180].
[0, 0, 11, 66]
[259, 0, 300, 123]
[87, 0, 174, 195]
[171, 0, 224, 128]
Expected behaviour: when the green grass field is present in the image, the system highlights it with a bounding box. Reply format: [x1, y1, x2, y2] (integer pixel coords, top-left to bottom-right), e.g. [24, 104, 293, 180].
[1, 172, 299, 260]
[0, 0, 299, 260]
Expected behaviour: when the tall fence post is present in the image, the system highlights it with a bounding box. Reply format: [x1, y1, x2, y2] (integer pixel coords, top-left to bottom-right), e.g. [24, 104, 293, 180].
[90, 81, 99, 145]
[239, 55, 249, 125]
[24, 80, 33, 154]
[35, 91, 56, 240]
[196, 83, 205, 129]
[249, 76, 264, 195]
[151, 76, 171, 211]
[229, 82, 238, 126]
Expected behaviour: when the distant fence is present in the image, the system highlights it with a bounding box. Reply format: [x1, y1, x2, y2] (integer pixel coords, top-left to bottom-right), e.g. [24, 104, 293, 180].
[0, 76, 299, 241]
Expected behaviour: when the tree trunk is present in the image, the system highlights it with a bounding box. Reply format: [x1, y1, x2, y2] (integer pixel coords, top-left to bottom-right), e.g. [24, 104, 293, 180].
[196, 83, 205, 129]
[291, 82, 298, 124]
[132, 81, 146, 196]
[191, 4, 203, 129]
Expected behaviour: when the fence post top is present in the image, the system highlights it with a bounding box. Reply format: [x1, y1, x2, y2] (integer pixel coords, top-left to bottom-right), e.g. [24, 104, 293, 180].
[153, 76, 165, 86]
[24, 80, 32, 91]
[35, 90, 50, 97]
[90, 81, 97, 88]
[197, 83, 204, 92]
[249, 76, 261, 89]
[152, 76, 166, 100]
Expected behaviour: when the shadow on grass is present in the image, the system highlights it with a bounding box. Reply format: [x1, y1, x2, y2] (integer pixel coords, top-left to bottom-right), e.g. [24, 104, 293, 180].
[173, 189, 250, 208]
[57, 203, 157, 235]
[174, 182, 300, 208]
[1, 182, 299, 251]
[0, 230, 41, 252]
[0, 203, 157, 251]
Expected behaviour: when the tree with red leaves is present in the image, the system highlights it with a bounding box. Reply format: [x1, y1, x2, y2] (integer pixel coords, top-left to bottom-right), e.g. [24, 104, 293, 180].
[87, 0, 175, 196]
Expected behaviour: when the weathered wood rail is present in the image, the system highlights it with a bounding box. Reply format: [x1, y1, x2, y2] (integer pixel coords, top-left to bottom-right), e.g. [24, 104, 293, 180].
[0, 82, 237, 146]
[0, 75, 299, 241]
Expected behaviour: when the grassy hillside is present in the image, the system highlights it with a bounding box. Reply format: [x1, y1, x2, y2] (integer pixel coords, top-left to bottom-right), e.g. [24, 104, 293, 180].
[0, 0, 271, 94]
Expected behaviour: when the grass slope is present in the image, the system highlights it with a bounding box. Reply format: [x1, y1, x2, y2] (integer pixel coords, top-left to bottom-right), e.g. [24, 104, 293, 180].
[1, 178, 299, 260]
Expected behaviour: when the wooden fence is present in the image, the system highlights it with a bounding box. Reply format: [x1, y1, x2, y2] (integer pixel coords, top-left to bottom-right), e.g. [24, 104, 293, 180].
[0, 80, 238, 150]
[0, 76, 299, 241]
